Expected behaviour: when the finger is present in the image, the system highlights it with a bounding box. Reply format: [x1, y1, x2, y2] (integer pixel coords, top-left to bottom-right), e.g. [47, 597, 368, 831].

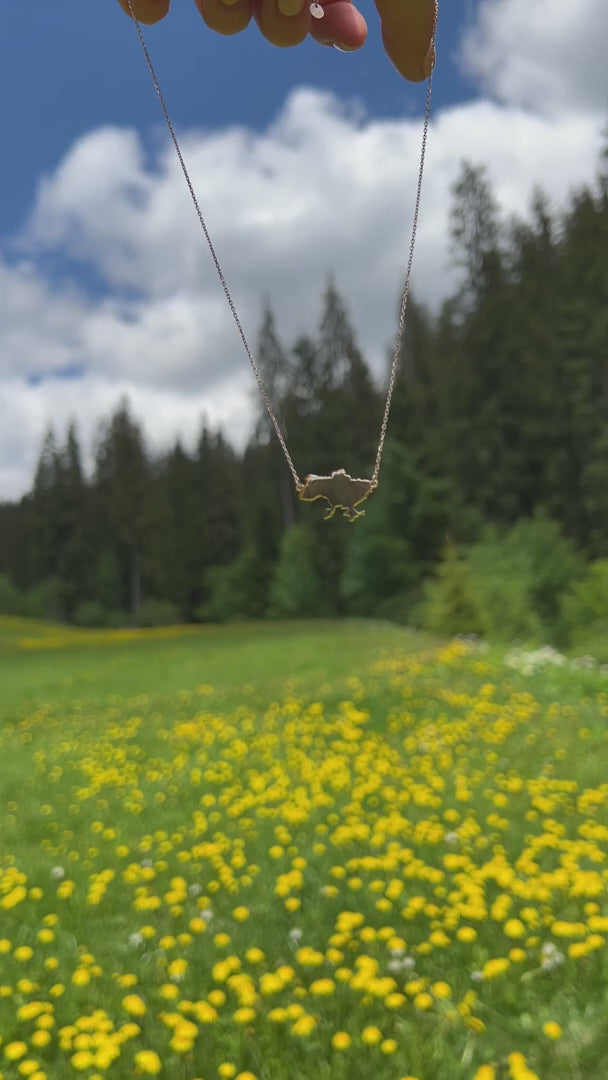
[309, 0, 367, 52]
[117, 0, 171, 24]
[374, 0, 436, 82]
[193, 0, 254, 36]
[253, 0, 311, 48]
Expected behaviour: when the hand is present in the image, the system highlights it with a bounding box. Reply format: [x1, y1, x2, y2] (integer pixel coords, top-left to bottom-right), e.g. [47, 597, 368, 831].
[118, 0, 436, 83]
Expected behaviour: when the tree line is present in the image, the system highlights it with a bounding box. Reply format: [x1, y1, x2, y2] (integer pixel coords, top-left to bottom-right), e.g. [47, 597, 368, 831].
[0, 154, 607, 631]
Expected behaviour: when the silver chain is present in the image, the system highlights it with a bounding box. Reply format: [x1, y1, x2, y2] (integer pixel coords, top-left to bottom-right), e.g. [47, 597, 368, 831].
[125, 0, 436, 494]
[372, 18, 436, 487]
[125, 0, 303, 490]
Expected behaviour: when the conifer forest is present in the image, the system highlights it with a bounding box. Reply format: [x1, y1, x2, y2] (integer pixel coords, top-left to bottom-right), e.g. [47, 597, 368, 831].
[1, 159, 607, 648]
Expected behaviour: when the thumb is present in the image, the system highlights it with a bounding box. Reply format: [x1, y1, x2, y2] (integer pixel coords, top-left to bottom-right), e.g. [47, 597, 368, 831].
[374, 0, 436, 82]
[117, 0, 171, 23]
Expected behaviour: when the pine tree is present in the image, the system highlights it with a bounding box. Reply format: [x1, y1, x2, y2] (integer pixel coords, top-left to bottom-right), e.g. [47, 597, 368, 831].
[95, 400, 152, 624]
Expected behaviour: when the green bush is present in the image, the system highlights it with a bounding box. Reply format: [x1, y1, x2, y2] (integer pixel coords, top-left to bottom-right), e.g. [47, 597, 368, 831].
[20, 577, 66, 621]
[341, 534, 415, 617]
[417, 541, 486, 637]
[0, 573, 21, 615]
[73, 601, 129, 628]
[139, 598, 180, 627]
[202, 547, 273, 622]
[560, 560, 608, 655]
[268, 526, 329, 618]
[418, 516, 583, 643]
[467, 516, 583, 642]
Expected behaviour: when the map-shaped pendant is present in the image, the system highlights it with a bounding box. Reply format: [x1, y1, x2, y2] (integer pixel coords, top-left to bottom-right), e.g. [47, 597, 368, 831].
[298, 469, 375, 521]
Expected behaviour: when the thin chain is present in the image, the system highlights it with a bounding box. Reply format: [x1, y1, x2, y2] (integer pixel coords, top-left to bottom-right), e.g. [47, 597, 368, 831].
[371, 2, 437, 488]
[125, 0, 436, 494]
[125, 0, 303, 490]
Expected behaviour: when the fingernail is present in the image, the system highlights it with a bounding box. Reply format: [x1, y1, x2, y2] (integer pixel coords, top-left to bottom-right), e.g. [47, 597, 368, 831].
[220, 0, 242, 7]
[277, 0, 305, 14]
[333, 42, 356, 51]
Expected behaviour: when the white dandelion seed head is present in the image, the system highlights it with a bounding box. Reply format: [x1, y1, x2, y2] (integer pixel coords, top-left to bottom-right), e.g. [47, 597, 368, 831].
[51, 866, 65, 880]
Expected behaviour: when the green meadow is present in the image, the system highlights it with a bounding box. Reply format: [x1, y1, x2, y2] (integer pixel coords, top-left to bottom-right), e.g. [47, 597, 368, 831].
[1, 617, 608, 1080]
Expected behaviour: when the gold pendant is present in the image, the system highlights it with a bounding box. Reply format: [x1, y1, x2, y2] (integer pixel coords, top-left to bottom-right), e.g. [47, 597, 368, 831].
[298, 469, 375, 521]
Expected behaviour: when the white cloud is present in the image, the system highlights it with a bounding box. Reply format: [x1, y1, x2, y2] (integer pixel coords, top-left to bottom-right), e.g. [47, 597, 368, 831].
[2, 1, 607, 499]
[460, 0, 608, 116]
[0, 371, 253, 502]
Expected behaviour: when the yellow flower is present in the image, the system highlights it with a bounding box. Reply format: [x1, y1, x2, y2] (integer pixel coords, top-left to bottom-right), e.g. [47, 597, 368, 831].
[233, 1007, 256, 1025]
[122, 995, 146, 1017]
[4, 1043, 28, 1061]
[473, 1067, 496, 1080]
[543, 1022, 563, 1040]
[245, 948, 264, 965]
[70, 1051, 95, 1070]
[482, 958, 510, 980]
[168, 959, 188, 980]
[14, 946, 33, 963]
[361, 1026, 382, 1045]
[296, 947, 324, 967]
[30, 1032, 51, 1049]
[291, 1015, 317, 1036]
[509, 948, 526, 963]
[504, 919, 526, 939]
[381, 1039, 398, 1054]
[456, 926, 477, 943]
[134, 1050, 162, 1075]
[309, 978, 335, 996]
[235, 1073, 258, 1080]
[218, 1065, 237, 1079]
[232, 906, 250, 921]
[432, 981, 451, 999]
[414, 993, 433, 1010]
[331, 1032, 352, 1050]
[14, 1061, 40, 1079]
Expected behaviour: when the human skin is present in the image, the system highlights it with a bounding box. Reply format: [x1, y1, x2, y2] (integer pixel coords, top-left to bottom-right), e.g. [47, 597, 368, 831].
[117, 0, 436, 82]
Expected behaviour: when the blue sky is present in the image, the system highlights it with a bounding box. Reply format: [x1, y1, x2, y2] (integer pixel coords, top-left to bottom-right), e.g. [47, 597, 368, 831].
[1, 1, 472, 239]
[0, 0, 606, 499]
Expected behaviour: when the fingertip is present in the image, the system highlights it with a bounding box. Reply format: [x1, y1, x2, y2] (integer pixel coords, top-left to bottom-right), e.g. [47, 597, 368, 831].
[254, 0, 311, 48]
[375, 0, 436, 82]
[309, 1, 367, 51]
[117, 0, 171, 24]
[193, 0, 253, 35]
[276, 0, 306, 15]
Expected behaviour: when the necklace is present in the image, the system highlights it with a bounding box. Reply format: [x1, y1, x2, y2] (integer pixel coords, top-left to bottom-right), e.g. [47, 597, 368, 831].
[125, 0, 437, 521]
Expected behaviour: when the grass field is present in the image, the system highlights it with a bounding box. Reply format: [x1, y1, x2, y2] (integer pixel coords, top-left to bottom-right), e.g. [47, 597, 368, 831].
[1, 618, 608, 1080]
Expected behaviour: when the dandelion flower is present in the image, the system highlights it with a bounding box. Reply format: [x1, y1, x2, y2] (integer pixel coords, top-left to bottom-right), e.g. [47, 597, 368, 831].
[332, 1032, 352, 1050]
[543, 1022, 563, 1040]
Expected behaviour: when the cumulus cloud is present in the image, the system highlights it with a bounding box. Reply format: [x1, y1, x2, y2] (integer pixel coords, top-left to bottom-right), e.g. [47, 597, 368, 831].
[2, 1, 607, 499]
[460, 0, 608, 116]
